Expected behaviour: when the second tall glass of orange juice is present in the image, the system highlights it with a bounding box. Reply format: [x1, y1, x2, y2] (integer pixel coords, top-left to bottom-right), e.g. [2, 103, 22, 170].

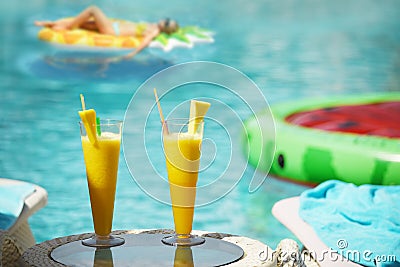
[161, 119, 205, 246]
[79, 119, 125, 248]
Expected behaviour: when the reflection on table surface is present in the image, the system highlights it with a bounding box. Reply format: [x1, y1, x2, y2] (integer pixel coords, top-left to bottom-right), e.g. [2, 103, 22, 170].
[91, 246, 195, 267]
[174, 246, 194, 267]
[93, 248, 114, 267]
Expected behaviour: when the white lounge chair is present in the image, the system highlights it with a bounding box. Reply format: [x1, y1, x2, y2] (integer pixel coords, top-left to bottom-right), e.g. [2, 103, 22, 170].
[272, 197, 361, 267]
[0, 178, 48, 266]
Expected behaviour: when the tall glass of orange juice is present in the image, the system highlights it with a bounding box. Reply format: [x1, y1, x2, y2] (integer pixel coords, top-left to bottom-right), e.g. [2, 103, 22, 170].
[161, 119, 205, 246]
[79, 119, 125, 248]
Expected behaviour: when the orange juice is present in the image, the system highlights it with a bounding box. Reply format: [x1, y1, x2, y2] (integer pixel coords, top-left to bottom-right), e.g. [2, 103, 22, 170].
[163, 132, 201, 235]
[81, 132, 121, 236]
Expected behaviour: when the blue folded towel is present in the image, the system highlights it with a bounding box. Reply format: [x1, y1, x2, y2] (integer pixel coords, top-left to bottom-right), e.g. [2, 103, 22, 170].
[0, 182, 36, 230]
[299, 180, 400, 267]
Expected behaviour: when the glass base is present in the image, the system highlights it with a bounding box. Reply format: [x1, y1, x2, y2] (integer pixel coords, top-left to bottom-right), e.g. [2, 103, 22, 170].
[162, 234, 205, 247]
[81, 234, 125, 248]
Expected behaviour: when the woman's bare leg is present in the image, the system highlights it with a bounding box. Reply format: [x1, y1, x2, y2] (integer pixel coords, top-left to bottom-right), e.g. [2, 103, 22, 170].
[67, 5, 114, 34]
[34, 21, 55, 27]
[35, 18, 73, 31]
[35, 6, 117, 34]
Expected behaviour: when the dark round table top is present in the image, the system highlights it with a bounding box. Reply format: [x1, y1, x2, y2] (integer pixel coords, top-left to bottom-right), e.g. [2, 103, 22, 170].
[19, 229, 275, 266]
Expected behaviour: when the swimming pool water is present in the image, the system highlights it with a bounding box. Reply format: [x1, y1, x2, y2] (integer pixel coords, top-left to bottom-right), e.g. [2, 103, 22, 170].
[1, 0, 399, 249]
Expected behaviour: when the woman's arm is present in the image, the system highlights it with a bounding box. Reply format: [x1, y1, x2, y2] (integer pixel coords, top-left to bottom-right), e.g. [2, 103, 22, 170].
[123, 25, 160, 59]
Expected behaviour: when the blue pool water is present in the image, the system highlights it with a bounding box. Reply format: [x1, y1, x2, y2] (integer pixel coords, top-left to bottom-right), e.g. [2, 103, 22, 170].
[1, 0, 400, 249]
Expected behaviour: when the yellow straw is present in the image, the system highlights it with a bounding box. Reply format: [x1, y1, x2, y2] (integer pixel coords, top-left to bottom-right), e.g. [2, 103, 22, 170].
[80, 94, 86, 111]
[153, 88, 168, 133]
[153, 88, 165, 124]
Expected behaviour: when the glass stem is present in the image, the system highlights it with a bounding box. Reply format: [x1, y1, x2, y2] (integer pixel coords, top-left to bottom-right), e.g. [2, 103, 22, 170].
[96, 234, 111, 240]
